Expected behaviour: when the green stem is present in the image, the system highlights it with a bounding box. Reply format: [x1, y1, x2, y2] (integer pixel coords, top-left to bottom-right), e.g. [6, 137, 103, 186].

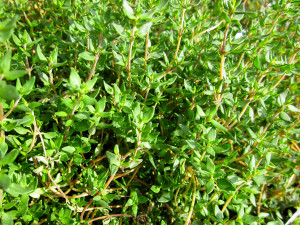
[127, 21, 137, 89]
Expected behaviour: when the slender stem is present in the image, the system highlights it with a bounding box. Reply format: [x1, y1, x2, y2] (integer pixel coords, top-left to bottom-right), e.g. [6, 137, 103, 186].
[270, 74, 286, 91]
[87, 32, 103, 82]
[228, 101, 251, 129]
[287, 118, 300, 132]
[0, 97, 21, 122]
[127, 21, 137, 89]
[81, 171, 118, 221]
[171, 6, 186, 67]
[144, 32, 149, 70]
[126, 164, 142, 188]
[234, 52, 245, 72]
[257, 184, 265, 214]
[191, 20, 224, 42]
[114, 165, 142, 180]
[133, 129, 142, 157]
[26, 123, 38, 154]
[32, 113, 70, 204]
[220, 181, 248, 216]
[87, 54, 100, 82]
[267, 13, 281, 35]
[48, 68, 57, 95]
[218, 23, 230, 101]
[219, 53, 225, 81]
[91, 155, 107, 167]
[184, 174, 196, 225]
[88, 214, 134, 224]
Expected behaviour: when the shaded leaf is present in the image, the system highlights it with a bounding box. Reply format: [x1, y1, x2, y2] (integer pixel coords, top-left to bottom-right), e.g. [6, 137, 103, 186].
[217, 179, 235, 191]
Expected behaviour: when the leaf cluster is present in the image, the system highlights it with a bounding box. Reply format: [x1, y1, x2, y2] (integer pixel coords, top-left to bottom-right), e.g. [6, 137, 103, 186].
[0, 0, 299, 224]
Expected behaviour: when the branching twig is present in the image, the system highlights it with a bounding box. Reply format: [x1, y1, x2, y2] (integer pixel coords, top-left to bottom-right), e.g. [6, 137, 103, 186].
[32, 112, 70, 204]
[0, 97, 21, 122]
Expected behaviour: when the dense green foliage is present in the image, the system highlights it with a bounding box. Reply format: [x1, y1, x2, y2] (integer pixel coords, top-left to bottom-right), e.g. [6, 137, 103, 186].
[0, 0, 299, 224]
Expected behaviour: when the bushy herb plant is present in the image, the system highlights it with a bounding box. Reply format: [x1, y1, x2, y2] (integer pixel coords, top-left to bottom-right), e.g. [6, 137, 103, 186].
[0, 0, 299, 224]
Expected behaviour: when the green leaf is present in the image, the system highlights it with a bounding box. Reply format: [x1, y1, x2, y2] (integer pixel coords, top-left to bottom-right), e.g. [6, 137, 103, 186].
[0, 139, 8, 160]
[132, 204, 138, 217]
[65, 119, 73, 126]
[29, 188, 44, 198]
[249, 155, 256, 171]
[214, 204, 224, 220]
[186, 140, 200, 150]
[12, 34, 21, 46]
[74, 21, 86, 32]
[206, 178, 214, 194]
[250, 193, 256, 206]
[103, 81, 113, 95]
[36, 44, 47, 62]
[21, 77, 35, 95]
[137, 22, 152, 38]
[132, 102, 141, 120]
[207, 128, 216, 142]
[82, 95, 97, 105]
[253, 175, 272, 186]
[112, 22, 126, 37]
[247, 128, 257, 139]
[279, 111, 291, 121]
[106, 151, 120, 167]
[70, 68, 81, 90]
[242, 215, 259, 223]
[14, 127, 29, 135]
[184, 79, 193, 93]
[254, 56, 261, 70]
[112, 50, 124, 66]
[6, 179, 37, 196]
[97, 199, 111, 211]
[196, 105, 206, 119]
[5, 70, 28, 80]
[35, 156, 48, 165]
[140, 9, 156, 20]
[151, 185, 160, 193]
[206, 157, 215, 174]
[79, 51, 95, 61]
[158, 192, 172, 202]
[156, 0, 168, 12]
[143, 106, 155, 123]
[95, 96, 106, 113]
[1, 212, 14, 225]
[288, 105, 300, 112]
[55, 111, 68, 117]
[86, 78, 97, 91]
[0, 49, 11, 74]
[74, 112, 89, 120]
[211, 120, 227, 131]
[50, 47, 58, 63]
[44, 132, 57, 139]
[208, 105, 217, 119]
[206, 146, 215, 156]
[0, 173, 10, 190]
[0, 149, 19, 165]
[122, 0, 135, 19]
[0, 16, 18, 43]
[61, 146, 76, 154]
[216, 178, 235, 191]
[17, 115, 34, 126]
[113, 83, 121, 103]
[221, 12, 231, 24]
